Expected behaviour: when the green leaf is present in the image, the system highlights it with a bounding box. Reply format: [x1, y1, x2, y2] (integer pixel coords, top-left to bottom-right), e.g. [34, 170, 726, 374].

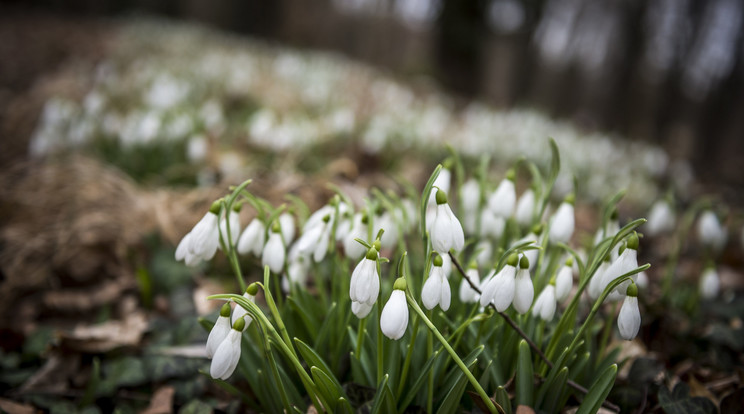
[576, 364, 617, 414]
[436, 357, 478, 414]
[516, 340, 534, 408]
[658, 383, 717, 414]
[311, 366, 345, 405]
[494, 386, 512, 414]
[541, 367, 568, 412]
[370, 374, 396, 414]
[399, 348, 443, 411]
[295, 338, 342, 392]
[335, 397, 354, 414]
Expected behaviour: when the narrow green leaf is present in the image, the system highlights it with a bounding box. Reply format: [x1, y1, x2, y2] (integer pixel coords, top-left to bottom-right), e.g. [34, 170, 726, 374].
[516, 340, 534, 408]
[436, 358, 478, 414]
[295, 338, 340, 390]
[335, 397, 354, 414]
[370, 374, 396, 414]
[494, 386, 512, 414]
[541, 367, 569, 412]
[399, 348, 443, 411]
[576, 364, 617, 414]
[311, 366, 346, 405]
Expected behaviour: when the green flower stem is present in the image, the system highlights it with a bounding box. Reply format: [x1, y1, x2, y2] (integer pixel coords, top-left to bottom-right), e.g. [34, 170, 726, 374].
[406, 292, 499, 414]
[261, 266, 294, 352]
[356, 317, 367, 357]
[426, 310, 434, 414]
[596, 302, 617, 367]
[265, 333, 293, 412]
[396, 314, 419, 398]
[217, 201, 246, 292]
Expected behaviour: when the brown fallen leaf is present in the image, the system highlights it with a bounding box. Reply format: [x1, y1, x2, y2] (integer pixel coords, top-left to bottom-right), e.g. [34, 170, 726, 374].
[515, 404, 535, 414]
[0, 397, 36, 414]
[140, 386, 175, 414]
[58, 311, 148, 353]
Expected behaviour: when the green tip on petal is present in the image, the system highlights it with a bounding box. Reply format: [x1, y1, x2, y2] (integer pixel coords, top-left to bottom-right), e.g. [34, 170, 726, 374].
[565, 193, 575, 205]
[366, 247, 378, 261]
[246, 283, 259, 296]
[393, 277, 407, 291]
[506, 253, 519, 267]
[209, 199, 222, 215]
[271, 221, 281, 233]
[220, 303, 232, 317]
[433, 253, 443, 267]
[627, 232, 639, 250]
[506, 168, 516, 181]
[232, 317, 246, 331]
[435, 189, 448, 205]
[626, 282, 638, 297]
[519, 255, 530, 269]
[322, 214, 331, 223]
[565, 256, 574, 267]
[372, 240, 382, 252]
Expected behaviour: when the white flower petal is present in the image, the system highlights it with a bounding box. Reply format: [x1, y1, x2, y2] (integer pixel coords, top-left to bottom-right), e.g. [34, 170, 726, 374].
[210, 329, 242, 379]
[513, 268, 534, 314]
[206, 315, 231, 359]
[380, 290, 409, 340]
[618, 296, 640, 340]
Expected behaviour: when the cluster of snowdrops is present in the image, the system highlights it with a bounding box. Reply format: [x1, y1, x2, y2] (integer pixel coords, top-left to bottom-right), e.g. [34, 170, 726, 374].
[175, 142, 650, 413]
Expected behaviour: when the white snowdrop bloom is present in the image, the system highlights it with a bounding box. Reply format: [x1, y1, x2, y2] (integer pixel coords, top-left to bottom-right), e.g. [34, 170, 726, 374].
[351, 300, 374, 319]
[429, 167, 451, 204]
[532, 284, 556, 321]
[481, 209, 506, 239]
[698, 210, 727, 252]
[422, 255, 451, 311]
[636, 271, 649, 289]
[206, 303, 232, 359]
[554, 259, 574, 302]
[303, 204, 335, 233]
[188, 206, 221, 262]
[475, 239, 493, 269]
[513, 256, 534, 314]
[231, 287, 258, 330]
[296, 215, 333, 262]
[218, 208, 241, 248]
[515, 188, 536, 226]
[262, 224, 286, 274]
[479, 254, 519, 310]
[343, 213, 368, 259]
[283, 244, 310, 292]
[488, 171, 516, 218]
[210, 318, 244, 380]
[349, 249, 380, 306]
[429, 190, 465, 254]
[336, 212, 353, 242]
[645, 200, 675, 236]
[175, 232, 200, 266]
[459, 263, 480, 303]
[549, 195, 575, 244]
[380, 280, 409, 340]
[237, 218, 266, 256]
[441, 252, 453, 278]
[461, 178, 481, 235]
[279, 212, 296, 245]
[617, 283, 640, 340]
[377, 210, 399, 247]
[602, 234, 639, 301]
[514, 228, 540, 270]
[187, 135, 208, 163]
[700, 267, 720, 300]
[588, 258, 611, 300]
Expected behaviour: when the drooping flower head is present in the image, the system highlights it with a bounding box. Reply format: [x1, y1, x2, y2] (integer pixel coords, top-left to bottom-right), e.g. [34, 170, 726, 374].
[381, 278, 409, 340]
[186, 200, 222, 263]
[262, 221, 286, 274]
[218, 203, 242, 248]
[210, 317, 245, 380]
[515, 187, 537, 227]
[617, 282, 641, 340]
[479, 253, 519, 311]
[460, 177, 481, 235]
[698, 210, 727, 253]
[699, 265, 720, 300]
[488, 169, 516, 219]
[513, 255, 534, 314]
[350, 247, 381, 307]
[459, 261, 481, 304]
[429, 189, 465, 254]
[422, 253, 451, 311]
[237, 218, 266, 256]
[549, 193, 575, 244]
[532, 281, 557, 321]
[231, 284, 259, 331]
[645, 199, 675, 236]
[602, 233, 640, 301]
[554, 256, 574, 302]
[343, 212, 369, 259]
[206, 303, 232, 359]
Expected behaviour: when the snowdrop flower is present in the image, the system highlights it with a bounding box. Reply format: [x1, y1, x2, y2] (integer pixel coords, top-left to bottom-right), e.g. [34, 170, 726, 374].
[698, 210, 727, 253]
[283, 243, 310, 292]
[645, 199, 675, 236]
[187, 201, 222, 262]
[441, 251, 453, 279]
[262, 222, 286, 274]
[549, 194, 575, 244]
[602, 234, 639, 301]
[349, 248, 380, 306]
[617, 283, 641, 340]
[429, 167, 451, 204]
[279, 212, 296, 245]
[460, 177, 481, 235]
[175, 232, 202, 267]
[479, 253, 519, 310]
[459, 261, 481, 303]
[352, 301, 374, 319]
[488, 170, 516, 218]
[343, 213, 368, 259]
[422, 254, 451, 311]
[554, 257, 574, 302]
[588, 256, 611, 300]
[237, 218, 266, 256]
[513, 255, 534, 314]
[532, 283, 556, 321]
[336, 211, 353, 242]
[515, 188, 536, 226]
[206, 303, 232, 358]
[377, 210, 399, 248]
[210, 317, 245, 380]
[231, 285, 258, 330]
[429, 189, 465, 254]
[480, 208, 506, 239]
[699, 266, 720, 300]
[296, 214, 333, 262]
[636, 271, 649, 289]
[380, 278, 409, 340]
[514, 225, 542, 270]
[218, 206, 242, 248]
